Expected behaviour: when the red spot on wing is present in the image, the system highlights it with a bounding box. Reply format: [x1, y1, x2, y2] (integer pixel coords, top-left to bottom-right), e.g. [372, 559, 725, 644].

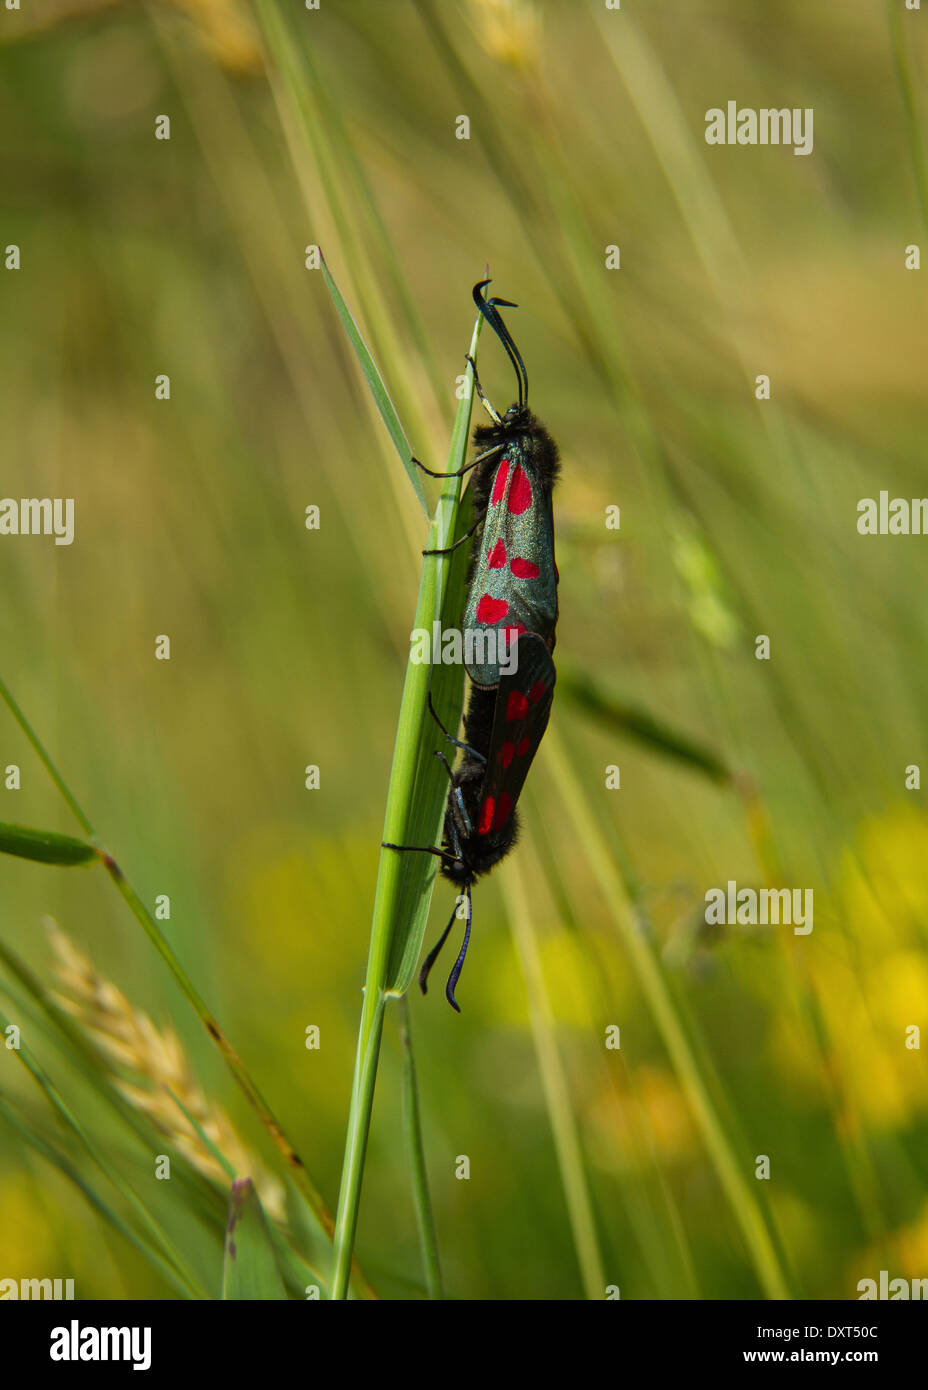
[506, 691, 529, 721]
[478, 797, 495, 835]
[507, 466, 532, 515]
[488, 539, 507, 569]
[494, 793, 514, 829]
[490, 460, 510, 505]
[499, 741, 515, 768]
[510, 557, 540, 579]
[477, 594, 509, 624]
[516, 736, 531, 756]
[502, 623, 526, 645]
[528, 680, 548, 705]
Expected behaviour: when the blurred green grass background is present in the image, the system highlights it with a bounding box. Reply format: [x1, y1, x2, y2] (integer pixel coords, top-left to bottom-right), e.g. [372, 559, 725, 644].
[0, 0, 926, 1299]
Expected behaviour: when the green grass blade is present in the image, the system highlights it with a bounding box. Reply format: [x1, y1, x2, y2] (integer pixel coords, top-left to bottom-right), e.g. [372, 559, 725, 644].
[222, 1178, 289, 1300]
[0, 1094, 199, 1299]
[267, 4, 449, 413]
[0, 1005, 207, 1299]
[266, 1218, 329, 1301]
[250, 0, 442, 513]
[500, 853, 606, 1300]
[542, 729, 791, 1300]
[330, 312, 482, 1301]
[167, 1089, 238, 1182]
[320, 253, 427, 513]
[376, 314, 483, 999]
[398, 997, 443, 1299]
[0, 822, 99, 867]
[887, 0, 928, 236]
[559, 665, 733, 785]
[0, 675, 370, 1289]
[174, 1089, 329, 1296]
[166, 1083, 329, 1295]
[0, 931, 228, 1225]
[384, 451, 476, 995]
[0, 674, 94, 834]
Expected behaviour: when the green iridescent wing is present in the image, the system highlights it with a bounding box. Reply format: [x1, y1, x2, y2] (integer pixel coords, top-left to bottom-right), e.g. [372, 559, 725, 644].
[462, 441, 558, 687]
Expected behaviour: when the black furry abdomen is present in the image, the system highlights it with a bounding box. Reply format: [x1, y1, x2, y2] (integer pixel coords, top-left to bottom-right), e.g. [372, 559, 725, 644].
[440, 804, 520, 886]
[440, 820, 519, 886]
[438, 684, 520, 886]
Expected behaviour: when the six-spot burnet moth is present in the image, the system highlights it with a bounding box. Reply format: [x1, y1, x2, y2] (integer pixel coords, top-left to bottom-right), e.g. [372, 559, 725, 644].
[383, 281, 560, 1011]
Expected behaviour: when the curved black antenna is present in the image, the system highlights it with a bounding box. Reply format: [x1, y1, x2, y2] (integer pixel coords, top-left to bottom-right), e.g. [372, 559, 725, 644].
[418, 896, 461, 997]
[445, 883, 472, 1013]
[418, 815, 465, 996]
[473, 279, 528, 410]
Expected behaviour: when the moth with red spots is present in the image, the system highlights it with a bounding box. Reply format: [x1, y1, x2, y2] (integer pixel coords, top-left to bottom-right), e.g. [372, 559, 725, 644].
[462, 377, 560, 687]
[383, 282, 560, 1010]
[416, 632, 556, 1009]
[417, 281, 560, 688]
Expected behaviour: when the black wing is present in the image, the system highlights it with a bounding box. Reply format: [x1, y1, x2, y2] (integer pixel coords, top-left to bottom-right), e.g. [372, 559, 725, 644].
[474, 632, 556, 838]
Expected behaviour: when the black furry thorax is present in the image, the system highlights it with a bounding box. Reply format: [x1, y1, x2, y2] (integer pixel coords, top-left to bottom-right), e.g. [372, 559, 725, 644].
[471, 407, 560, 513]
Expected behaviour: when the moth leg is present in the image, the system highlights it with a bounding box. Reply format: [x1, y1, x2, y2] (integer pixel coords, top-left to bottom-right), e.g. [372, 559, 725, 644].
[464, 354, 502, 425]
[411, 441, 503, 480]
[434, 749, 456, 783]
[432, 753, 475, 838]
[426, 693, 487, 764]
[381, 841, 451, 860]
[422, 515, 483, 557]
